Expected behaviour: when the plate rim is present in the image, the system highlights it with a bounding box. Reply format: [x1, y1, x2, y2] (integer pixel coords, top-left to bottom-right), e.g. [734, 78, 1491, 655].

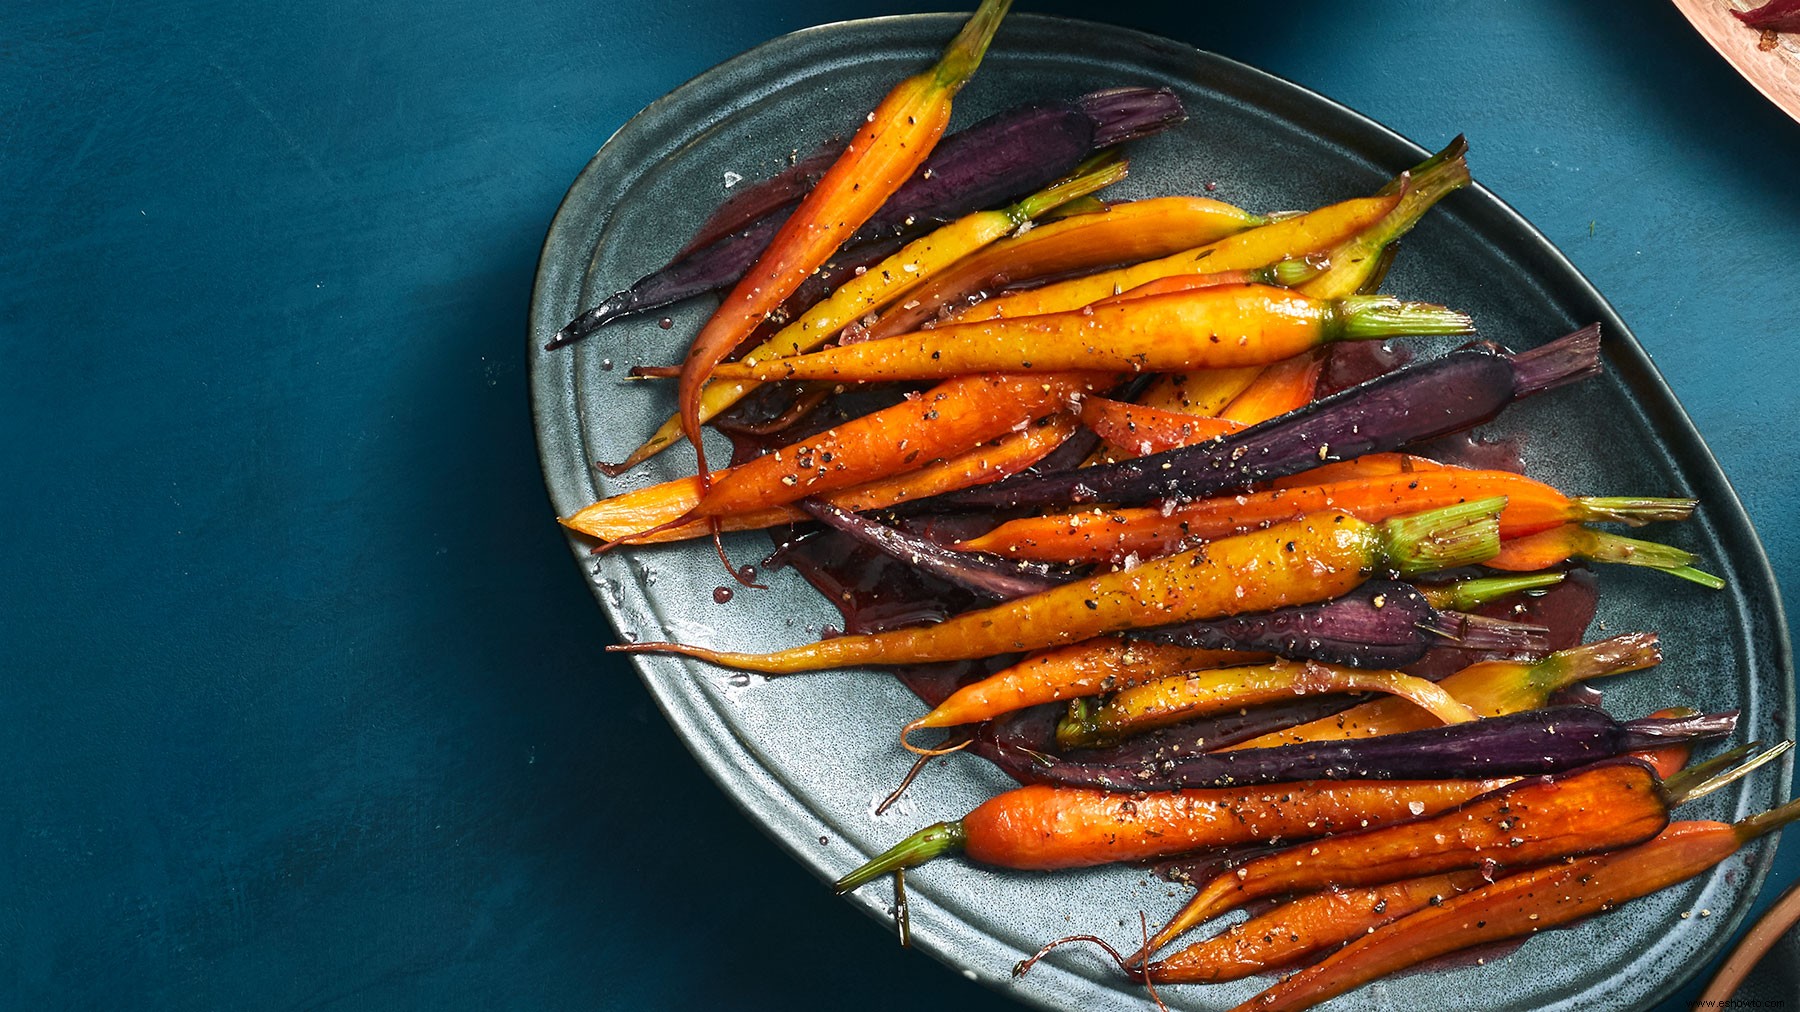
[527, 12, 1796, 1011]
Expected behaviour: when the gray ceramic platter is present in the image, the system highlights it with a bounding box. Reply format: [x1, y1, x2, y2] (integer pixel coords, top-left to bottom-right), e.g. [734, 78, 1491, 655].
[528, 14, 1794, 1011]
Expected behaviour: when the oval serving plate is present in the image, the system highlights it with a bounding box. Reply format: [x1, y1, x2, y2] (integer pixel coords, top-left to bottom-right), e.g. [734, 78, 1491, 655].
[529, 14, 1793, 1011]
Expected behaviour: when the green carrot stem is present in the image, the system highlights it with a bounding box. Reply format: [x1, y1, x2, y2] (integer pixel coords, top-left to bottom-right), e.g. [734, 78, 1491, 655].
[1376, 135, 1468, 197]
[1009, 151, 1129, 224]
[1377, 496, 1504, 577]
[1333, 296, 1475, 341]
[1419, 572, 1565, 612]
[1568, 496, 1699, 526]
[1668, 741, 1793, 805]
[836, 821, 967, 893]
[1576, 529, 1725, 588]
[1663, 741, 1761, 803]
[934, 0, 1011, 88]
[1526, 631, 1662, 696]
[1735, 788, 1800, 842]
[1057, 698, 1100, 750]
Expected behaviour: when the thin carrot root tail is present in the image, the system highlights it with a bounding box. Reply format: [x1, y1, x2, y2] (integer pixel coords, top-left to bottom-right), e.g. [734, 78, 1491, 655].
[901, 720, 973, 757]
[1016, 916, 1171, 1012]
[711, 518, 767, 588]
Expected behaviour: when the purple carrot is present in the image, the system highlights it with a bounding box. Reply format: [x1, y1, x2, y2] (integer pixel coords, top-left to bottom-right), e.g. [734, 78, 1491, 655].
[990, 706, 1736, 791]
[1138, 579, 1550, 669]
[547, 88, 1187, 349]
[795, 500, 1070, 600]
[928, 325, 1604, 512]
[674, 137, 843, 259]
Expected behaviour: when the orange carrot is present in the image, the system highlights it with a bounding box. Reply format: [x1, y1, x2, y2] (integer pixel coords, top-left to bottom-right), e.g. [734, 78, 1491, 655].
[1055, 660, 1475, 749]
[705, 286, 1473, 383]
[562, 414, 1077, 543]
[610, 501, 1503, 674]
[833, 778, 1514, 890]
[901, 639, 1263, 744]
[677, 0, 1010, 487]
[630, 372, 1106, 539]
[956, 469, 1695, 565]
[948, 193, 1402, 325]
[864, 195, 1271, 340]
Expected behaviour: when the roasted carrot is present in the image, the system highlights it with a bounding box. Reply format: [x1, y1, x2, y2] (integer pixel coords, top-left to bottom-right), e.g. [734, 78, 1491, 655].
[1055, 660, 1475, 749]
[1488, 524, 1726, 588]
[956, 468, 1695, 565]
[703, 286, 1474, 383]
[1138, 757, 1685, 959]
[611, 501, 1504, 673]
[1236, 795, 1800, 1012]
[1228, 632, 1664, 749]
[1267, 452, 1450, 488]
[676, 0, 1010, 489]
[614, 155, 1128, 472]
[901, 640, 1263, 747]
[561, 412, 1077, 544]
[864, 195, 1273, 340]
[833, 778, 1514, 889]
[615, 373, 1106, 542]
[1142, 868, 1491, 984]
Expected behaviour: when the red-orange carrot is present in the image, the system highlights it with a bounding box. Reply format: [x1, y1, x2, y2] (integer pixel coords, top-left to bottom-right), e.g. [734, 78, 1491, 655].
[833, 778, 1513, 890]
[677, 0, 1010, 488]
[1267, 452, 1450, 488]
[705, 287, 1473, 383]
[611, 501, 1504, 674]
[562, 413, 1077, 543]
[956, 469, 1695, 565]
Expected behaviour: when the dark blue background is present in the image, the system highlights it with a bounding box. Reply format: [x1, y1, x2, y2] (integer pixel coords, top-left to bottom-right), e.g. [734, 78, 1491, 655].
[5, 1, 1797, 1009]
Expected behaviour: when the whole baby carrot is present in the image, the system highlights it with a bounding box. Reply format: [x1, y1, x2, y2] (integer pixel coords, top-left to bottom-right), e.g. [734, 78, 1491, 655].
[1235, 797, 1800, 1012]
[901, 640, 1260, 743]
[864, 194, 1273, 340]
[703, 287, 1473, 383]
[833, 778, 1513, 889]
[611, 500, 1504, 673]
[561, 410, 1079, 544]
[614, 155, 1128, 471]
[1055, 660, 1475, 749]
[957, 467, 1695, 564]
[676, 0, 1010, 489]
[947, 191, 1404, 326]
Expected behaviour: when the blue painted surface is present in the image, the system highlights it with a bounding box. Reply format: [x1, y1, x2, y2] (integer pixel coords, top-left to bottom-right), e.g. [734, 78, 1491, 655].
[3, 1, 1796, 1009]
